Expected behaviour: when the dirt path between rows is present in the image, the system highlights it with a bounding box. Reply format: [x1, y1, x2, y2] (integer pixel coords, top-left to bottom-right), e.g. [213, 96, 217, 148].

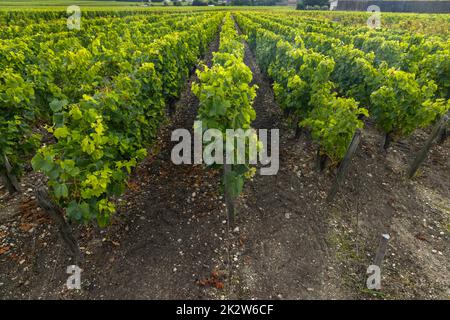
[216, 37, 346, 299]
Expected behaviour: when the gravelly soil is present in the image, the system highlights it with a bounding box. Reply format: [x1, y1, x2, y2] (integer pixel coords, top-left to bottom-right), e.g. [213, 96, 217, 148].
[0, 22, 449, 300]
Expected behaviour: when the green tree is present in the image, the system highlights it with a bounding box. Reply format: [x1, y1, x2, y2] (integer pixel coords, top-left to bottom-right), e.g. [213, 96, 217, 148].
[297, 0, 329, 9]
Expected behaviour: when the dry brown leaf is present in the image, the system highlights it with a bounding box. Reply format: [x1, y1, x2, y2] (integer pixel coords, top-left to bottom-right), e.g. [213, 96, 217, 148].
[215, 282, 224, 290]
[415, 233, 430, 242]
[19, 223, 34, 233]
[111, 240, 120, 247]
[127, 181, 140, 192]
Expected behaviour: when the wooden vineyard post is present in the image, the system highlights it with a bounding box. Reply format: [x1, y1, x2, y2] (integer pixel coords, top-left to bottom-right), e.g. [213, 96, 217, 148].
[223, 164, 235, 226]
[315, 148, 322, 172]
[381, 131, 392, 151]
[374, 233, 390, 268]
[367, 233, 390, 290]
[295, 125, 302, 139]
[315, 148, 328, 172]
[293, 115, 301, 139]
[0, 172, 16, 195]
[35, 182, 81, 263]
[327, 129, 362, 203]
[438, 126, 448, 145]
[1, 154, 21, 194]
[223, 163, 236, 294]
[407, 111, 450, 179]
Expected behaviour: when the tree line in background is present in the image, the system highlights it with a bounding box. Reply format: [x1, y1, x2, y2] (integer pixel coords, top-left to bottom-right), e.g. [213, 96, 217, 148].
[189, 0, 279, 5]
[149, 0, 330, 8]
[147, 0, 278, 6]
[188, 0, 330, 8]
[296, 0, 330, 10]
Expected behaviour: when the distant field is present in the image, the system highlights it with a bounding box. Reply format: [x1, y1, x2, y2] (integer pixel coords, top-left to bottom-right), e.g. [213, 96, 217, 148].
[0, 0, 194, 8]
[0, 0, 295, 10]
[0, 0, 142, 6]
